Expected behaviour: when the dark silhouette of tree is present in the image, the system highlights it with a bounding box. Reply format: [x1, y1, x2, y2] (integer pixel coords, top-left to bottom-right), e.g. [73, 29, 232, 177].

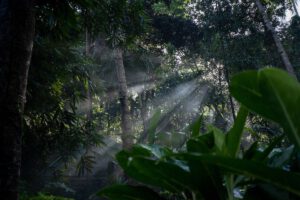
[0, 0, 35, 199]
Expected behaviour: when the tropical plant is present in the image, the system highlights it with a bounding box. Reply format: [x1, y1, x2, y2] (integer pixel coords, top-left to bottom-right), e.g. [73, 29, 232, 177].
[98, 67, 300, 200]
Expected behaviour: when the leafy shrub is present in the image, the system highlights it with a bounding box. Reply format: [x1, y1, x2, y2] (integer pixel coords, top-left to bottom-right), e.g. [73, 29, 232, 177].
[98, 68, 300, 200]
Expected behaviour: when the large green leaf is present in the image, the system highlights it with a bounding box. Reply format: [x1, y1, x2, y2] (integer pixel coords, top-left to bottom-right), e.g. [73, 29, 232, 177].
[98, 185, 166, 200]
[116, 149, 194, 192]
[225, 106, 248, 157]
[230, 68, 300, 149]
[184, 154, 300, 196]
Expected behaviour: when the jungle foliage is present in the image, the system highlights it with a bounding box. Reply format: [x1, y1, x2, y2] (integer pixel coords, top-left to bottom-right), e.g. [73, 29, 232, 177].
[99, 68, 300, 200]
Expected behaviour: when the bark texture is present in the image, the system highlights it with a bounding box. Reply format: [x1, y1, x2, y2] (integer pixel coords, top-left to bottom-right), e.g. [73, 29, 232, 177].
[255, 0, 296, 78]
[113, 48, 133, 150]
[0, 0, 35, 199]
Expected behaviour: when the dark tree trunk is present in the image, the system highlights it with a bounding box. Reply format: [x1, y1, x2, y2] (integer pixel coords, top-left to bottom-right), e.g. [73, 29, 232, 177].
[0, 0, 35, 199]
[113, 48, 133, 150]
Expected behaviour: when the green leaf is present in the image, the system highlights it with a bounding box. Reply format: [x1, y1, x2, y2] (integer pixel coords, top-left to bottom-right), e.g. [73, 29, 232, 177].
[253, 134, 285, 162]
[189, 115, 203, 137]
[187, 132, 215, 153]
[116, 150, 193, 192]
[98, 185, 166, 200]
[208, 126, 225, 152]
[226, 106, 248, 157]
[230, 68, 300, 149]
[268, 145, 294, 168]
[138, 144, 173, 159]
[182, 153, 226, 200]
[185, 154, 300, 196]
[243, 135, 285, 163]
[129, 145, 153, 157]
[243, 141, 260, 160]
[147, 110, 161, 144]
[76, 155, 96, 176]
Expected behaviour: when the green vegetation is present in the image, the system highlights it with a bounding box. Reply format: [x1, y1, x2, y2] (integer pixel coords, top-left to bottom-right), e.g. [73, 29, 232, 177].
[99, 68, 300, 200]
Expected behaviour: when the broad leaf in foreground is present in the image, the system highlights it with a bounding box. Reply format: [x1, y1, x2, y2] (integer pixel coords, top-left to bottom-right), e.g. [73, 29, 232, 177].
[116, 150, 194, 192]
[230, 68, 300, 149]
[183, 154, 300, 197]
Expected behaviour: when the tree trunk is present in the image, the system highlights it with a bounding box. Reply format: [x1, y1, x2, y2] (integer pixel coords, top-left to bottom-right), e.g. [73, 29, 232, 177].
[85, 28, 93, 122]
[291, 0, 299, 17]
[0, 0, 35, 199]
[113, 48, 133, 150]
[255, 0, 297, 78]
[139, 92, 147, 133]
[86, 83, 93, 122]
[224, 67, 236, 121]
[85, 27, 91, 56]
